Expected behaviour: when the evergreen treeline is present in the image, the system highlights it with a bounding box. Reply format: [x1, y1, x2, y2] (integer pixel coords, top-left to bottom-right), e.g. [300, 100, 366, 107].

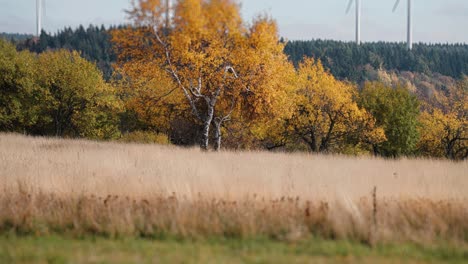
[9, 26, 468, 82]
[17, 25, 118, 80]
[0, 33, 34, 42]
[284, 40, 468, 81]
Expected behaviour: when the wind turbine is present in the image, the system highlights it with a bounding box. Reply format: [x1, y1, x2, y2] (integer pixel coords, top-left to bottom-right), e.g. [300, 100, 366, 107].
[36, 0, 46, 37]
[393, 0, 413, 50]
[36, 0, 42, 37]
[346, 0, 361, 45]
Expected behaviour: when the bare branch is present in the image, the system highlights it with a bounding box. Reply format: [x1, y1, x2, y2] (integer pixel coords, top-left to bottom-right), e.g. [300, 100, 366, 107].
[223, 97, 237, 122]
[197, 76, 202, 94]
[153, 26, 202, 120]
[224, 66, 239, 79]
[188, 78, 204, 98]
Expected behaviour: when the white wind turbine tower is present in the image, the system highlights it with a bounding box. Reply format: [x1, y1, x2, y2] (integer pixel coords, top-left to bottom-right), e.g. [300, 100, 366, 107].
[36, 0, 46, 37]
[36, 0, 42, 37]
[393, 0, 413, 50]
[346, 0, 361, 45]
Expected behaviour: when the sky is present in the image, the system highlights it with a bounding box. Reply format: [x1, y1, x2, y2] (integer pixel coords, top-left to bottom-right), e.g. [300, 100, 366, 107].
[1, 0, 468, 43]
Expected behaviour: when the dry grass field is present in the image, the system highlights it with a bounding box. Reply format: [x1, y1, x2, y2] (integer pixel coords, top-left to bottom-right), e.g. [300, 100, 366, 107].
[1, 133, 466, 200]
[0, 133, 468, 262]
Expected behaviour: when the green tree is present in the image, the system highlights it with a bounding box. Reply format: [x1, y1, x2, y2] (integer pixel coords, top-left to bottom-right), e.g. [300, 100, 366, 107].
[0, 39, 43, 132]
[36, 50, 121, 139]
[359, 82, 420, 157]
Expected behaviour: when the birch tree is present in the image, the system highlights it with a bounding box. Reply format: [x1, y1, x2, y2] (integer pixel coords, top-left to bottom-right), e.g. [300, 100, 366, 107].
[113, 0, 293, 150]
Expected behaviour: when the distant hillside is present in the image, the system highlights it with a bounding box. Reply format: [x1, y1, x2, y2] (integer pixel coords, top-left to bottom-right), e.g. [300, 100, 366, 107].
[9, 25, 468, 83]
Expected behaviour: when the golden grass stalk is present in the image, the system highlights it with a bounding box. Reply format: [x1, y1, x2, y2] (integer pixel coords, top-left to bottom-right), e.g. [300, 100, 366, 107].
[0, 133, 467, 244]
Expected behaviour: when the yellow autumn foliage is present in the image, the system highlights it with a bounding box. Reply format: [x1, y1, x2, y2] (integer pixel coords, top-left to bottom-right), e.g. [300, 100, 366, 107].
[419, 79, 467, 160]
[113, 0, 294, 150]
[287, 58, 385, 153]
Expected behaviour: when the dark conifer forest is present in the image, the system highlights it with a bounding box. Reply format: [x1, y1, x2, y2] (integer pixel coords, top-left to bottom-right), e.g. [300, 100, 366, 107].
[284, 40, 468, 81]
[3, 25, 468, 81]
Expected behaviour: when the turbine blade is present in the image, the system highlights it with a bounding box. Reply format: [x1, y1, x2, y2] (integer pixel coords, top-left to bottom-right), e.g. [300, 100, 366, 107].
[346, 0, 354, 14]
[393, 0, 401, 12]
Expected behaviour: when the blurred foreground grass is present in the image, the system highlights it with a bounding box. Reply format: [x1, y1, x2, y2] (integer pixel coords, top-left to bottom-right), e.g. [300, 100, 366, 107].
[0, 235, 467, 264]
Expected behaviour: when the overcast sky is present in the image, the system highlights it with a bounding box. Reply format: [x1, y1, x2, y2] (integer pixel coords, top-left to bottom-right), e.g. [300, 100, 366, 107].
[1, 0, 467, 43]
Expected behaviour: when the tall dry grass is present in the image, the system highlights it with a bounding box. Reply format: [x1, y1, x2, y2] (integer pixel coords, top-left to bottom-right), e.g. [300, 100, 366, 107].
[0, 133, 467, 244]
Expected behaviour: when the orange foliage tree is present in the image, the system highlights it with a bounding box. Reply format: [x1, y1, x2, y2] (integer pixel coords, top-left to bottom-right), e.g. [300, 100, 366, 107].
[285, 59, 385, 153]
[418, 78, 467, 160]
[112, 0, 293, 150]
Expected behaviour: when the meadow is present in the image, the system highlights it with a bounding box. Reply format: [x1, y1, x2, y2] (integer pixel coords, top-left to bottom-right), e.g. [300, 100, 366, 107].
[0, 133, 467, 262]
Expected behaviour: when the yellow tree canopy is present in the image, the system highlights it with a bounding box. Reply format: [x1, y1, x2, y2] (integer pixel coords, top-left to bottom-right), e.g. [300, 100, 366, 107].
[418, 78, 467, 160]
[288, 58, 385, 153]
[112, 0, 294, 150]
